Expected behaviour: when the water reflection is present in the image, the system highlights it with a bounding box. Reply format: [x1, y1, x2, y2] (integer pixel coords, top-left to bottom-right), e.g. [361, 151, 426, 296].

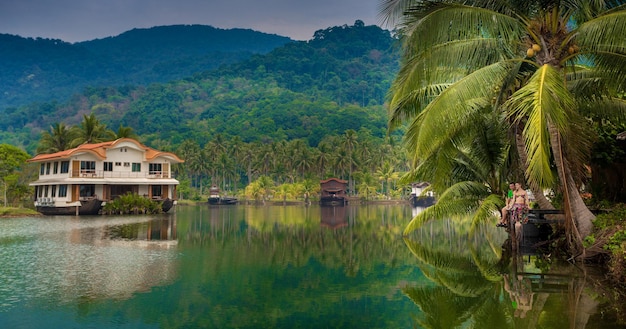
[320, 205, 348, 229]
[1, 206, 624, 328]
[403, 219, 626, 328]
[0, 215, 178, 311]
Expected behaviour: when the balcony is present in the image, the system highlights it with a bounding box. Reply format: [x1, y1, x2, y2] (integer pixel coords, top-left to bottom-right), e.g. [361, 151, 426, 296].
[66, 170, 173, 179]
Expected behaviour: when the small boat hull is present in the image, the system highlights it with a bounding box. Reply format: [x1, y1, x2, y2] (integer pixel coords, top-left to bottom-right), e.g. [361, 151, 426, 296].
[161, 198, 175, 212]
[208, 197, 238, 205]
[410, 195, 435, 207]
[320, 197, 347, 206]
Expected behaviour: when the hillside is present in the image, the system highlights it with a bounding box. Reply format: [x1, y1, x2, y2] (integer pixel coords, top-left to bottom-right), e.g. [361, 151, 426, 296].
[0, 25, 292, 109]
[0, 21, 400, 153]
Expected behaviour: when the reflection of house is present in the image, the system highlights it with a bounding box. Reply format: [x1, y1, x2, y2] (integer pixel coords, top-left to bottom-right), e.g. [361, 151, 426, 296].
[320, 206, 347, 229]
[28, 138, 184, 215]
[409, 182, 435, 207]
[320, 178, 348, 206]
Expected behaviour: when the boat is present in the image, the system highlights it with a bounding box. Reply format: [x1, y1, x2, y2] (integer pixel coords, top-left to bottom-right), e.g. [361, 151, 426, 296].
[320, 178, 348, 206]
[409, 182, 436, 207]
[28, 138, 184, 215]
[207, 185, 238, 205]
[35, 198, 103, 216]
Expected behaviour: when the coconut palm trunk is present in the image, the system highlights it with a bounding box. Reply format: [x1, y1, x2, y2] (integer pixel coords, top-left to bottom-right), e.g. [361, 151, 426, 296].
[548, 124, 594, 245]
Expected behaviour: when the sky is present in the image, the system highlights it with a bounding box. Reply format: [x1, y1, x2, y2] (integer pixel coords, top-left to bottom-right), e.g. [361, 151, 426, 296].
[0, 0, 388, 43]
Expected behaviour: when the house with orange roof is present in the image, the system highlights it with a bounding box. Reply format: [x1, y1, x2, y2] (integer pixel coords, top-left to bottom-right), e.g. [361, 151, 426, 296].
[28, 138, 184, 215]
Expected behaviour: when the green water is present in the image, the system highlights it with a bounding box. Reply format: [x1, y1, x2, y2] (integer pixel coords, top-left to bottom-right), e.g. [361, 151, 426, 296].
[0, 204, 624, 328]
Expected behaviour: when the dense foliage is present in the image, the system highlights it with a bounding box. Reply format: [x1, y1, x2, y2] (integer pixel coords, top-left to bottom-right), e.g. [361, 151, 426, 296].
[0, 25, 291, 109]
[0, 21, 400, 154]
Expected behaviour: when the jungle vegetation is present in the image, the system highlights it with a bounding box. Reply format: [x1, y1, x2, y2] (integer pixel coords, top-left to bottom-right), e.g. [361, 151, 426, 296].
[382, 0, 626, 258]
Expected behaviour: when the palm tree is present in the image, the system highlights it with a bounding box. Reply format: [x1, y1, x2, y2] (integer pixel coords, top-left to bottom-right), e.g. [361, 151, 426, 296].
[71, 113, 115, 146]
[113, 124, 137, 139]
[37, 122, 76, 153]
[402, 112, 510, 234]
[342, 129, 358, 194]
[383, 0, 626, 253]
[376, 161, 400, 198]
[355, 171, 379, 200]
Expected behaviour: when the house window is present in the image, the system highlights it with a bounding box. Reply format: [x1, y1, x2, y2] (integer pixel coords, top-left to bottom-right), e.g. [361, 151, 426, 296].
[38, 186, 43, 197]
[151, 185, 162, 198]
[44, 185, 49, 197]
[46, 163, 51, 175]
[115, 162, 121, 166]
[60, 161, 69, 173]
[59, 185, 67, 197]
[51, 185, 57, 197]
[79, 185, 96, 198]
[103, 162, 113, 172]
[149, 163, 162, 174]
[53, 162, 59, 174]
[132, 163, 141, 172]
[123, 162, 130, 167]
[40, 164, 45, 175]
[80, 161, 96, 173]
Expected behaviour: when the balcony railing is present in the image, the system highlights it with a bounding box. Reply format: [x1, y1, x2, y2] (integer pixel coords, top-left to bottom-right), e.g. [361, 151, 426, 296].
[65, 170, 173, 179]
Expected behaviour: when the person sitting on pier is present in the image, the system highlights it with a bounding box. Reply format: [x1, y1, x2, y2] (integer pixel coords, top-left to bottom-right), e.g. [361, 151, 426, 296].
[497, 182, 515, 227]
[510, 182, 529, 224]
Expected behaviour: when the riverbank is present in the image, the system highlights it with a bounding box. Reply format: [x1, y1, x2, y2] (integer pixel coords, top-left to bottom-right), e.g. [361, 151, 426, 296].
[0, 206, 40, 217]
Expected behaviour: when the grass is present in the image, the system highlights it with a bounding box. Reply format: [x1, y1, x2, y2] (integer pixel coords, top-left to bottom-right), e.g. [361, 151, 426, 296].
[0, 206, 40, 217]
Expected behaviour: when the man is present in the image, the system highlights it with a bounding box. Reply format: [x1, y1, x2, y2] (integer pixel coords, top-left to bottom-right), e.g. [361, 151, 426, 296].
[510, 182, 529, 224]
[497, 182, 515, 227]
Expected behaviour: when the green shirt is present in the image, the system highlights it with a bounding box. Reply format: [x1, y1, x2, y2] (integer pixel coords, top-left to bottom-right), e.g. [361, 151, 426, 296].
[507, 189, 514, 199]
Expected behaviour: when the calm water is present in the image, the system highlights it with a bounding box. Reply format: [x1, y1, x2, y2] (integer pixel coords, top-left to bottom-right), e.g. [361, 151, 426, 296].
[0, 204, 624, 328]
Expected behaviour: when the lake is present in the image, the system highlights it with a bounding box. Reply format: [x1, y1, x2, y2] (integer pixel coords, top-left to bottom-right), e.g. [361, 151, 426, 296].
[0, 204, 624, 328]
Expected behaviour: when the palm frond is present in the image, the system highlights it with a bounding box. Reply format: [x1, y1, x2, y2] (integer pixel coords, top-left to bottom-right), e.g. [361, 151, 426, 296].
[408, 62, 514, 158]
[403, 4, 524, 54]
[506, 64, 575, 188]
[404, 181, 491, 234]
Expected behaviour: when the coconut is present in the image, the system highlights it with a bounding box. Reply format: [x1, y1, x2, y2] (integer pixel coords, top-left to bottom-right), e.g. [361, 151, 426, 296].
[526, 48, 535, 57]
[532, 44, 541, 52]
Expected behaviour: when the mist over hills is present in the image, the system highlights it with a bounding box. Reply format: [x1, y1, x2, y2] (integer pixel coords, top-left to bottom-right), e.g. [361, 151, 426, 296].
[0, 21, 400, 153]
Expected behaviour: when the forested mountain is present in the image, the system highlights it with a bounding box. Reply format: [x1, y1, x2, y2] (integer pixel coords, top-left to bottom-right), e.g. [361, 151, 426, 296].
[0, 25, 292, 108]
[0, 21, 400, 153]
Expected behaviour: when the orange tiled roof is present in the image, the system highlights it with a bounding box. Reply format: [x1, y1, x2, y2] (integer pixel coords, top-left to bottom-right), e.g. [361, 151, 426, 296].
[28, 138, 184, 163]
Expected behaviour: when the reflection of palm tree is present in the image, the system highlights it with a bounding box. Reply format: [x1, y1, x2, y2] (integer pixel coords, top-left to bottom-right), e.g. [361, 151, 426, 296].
[403, 226, 512, 328]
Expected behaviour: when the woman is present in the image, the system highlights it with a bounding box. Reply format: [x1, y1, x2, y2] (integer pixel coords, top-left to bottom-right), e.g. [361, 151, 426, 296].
[497, 182, 516, 227]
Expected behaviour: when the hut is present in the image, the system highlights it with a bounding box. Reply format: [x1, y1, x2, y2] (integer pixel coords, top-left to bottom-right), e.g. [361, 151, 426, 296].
[320, 178, 348, 206]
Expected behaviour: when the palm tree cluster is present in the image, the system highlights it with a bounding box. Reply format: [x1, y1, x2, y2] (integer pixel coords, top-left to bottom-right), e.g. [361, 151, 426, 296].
[37, 113, 137, 153]
[382, 0, 626, 256]
[175, 130, 410, 199]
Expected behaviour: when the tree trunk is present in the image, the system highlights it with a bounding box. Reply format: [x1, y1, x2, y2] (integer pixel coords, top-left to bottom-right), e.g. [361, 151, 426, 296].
[548, 124, 595, 240]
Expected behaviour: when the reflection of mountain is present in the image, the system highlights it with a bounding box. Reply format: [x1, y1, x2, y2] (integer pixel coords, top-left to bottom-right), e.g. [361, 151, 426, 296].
[320, 206, 347, 229]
